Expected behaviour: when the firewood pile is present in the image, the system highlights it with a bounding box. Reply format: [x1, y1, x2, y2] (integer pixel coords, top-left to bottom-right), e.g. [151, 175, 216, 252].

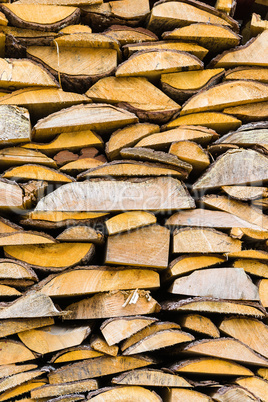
[0, 0, 267, 400]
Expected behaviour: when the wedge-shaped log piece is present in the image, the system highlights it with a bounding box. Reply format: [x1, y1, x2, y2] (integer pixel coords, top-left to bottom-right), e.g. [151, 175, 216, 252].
[123, 40, 208, 60]
[35, 177, 195, 212]
[210, 385, 260, 402]
[0, 4, 80, 31]
[0, 58, 58, 89]
[106, 122, 160, 160]
[0, 291, 62, 319]
[86, 77, 180, 123]
[0, 258, 38, 287]
[88, 386, 161, 401]
[0, 231, 55, 246]
[173, 228, 242, 253]
[0, 105, 30, 146]
[182, 338, 268, 367]
[135, 126, 218, 149]
[64, 290, 160, 320]
[54, 33, 120, 54]
[180, 80, 268, 115]
[250, 12, 268, 36]
[18, 324, 91, 354]
[169, 141, 209, 172]
[179, 314, 220, 338]
[258, 368, 268, 380]
[0, 25, 57, 46]
[116, 49, 203, 80]
[0, 147, 56, 169]
[0, 369, 46, 394]
[163, 254, 226, 282]
[38, 267, 160, 296]
[171, 357, 253, 376]
[234, 376, 268, 402]
[78, 160, 188, 179]
[31, 379, 98, 399]
[163, 23, 240, 53]
[0, 364, 38, 380]
[4, 243, 95, 271]
[0, 285, 21, 297]
[48, 355, 156, 383]
[161, 68, 224, 103]
[60, 158, 104, 175]
[0, 340, 36, 365]
[112, 368, 191, 387]
[106, 225, 170, 269]
[0, 317, 54, 338]
[170, 268, 259, 300]
[224, 101, 268, 122]
[224, 67, 268, 83]
[104, 25, 158, 46]
[50, 346, 103, 364]
[120, 147, 192, 173]
[32, 103, 138, 142]
[215, 127, 268, 146]
[235, 228, 268, 241]
[0, 88, 89, 122]
[147, 0, 238, 33]
[58, 24, 93, 34]
[106, 211, 156, 235]
[163, 388, 213, 402]
[123, 329, 194, 355]
[229, 250, 268, 260]
[166, 209, 261, 229]
[101, 316, 158, 346]
[0, 217, 22, 234]
[222, 185, 268, 201]
[91, 334, 118, 357]
[193, 149, 268, 191]
[165, 111, 241, 134]
[0, 380, 47, 402]
[27, 45, 117, 92]
[259, 279, 268, 307]
[2, 164, 73, 183]
[161, 298, 265, 317]
[0, 179, 24, 210]
[202, 195, 268, 230]
[57, 226, 104, 244]
[25, 130, 103, 156]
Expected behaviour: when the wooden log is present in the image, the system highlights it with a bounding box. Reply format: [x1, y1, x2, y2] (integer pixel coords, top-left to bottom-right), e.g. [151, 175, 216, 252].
[0, 231, 56, 246]
[50, 346, 103, 364]
[4, 243, 95, 271]
[0, 147, 57, 169]
[257, 368, 268, 380]
[34, 177, 195, 212]
[163, 23, 241, 53]
[169, 141, 209, 172]
[0, 317, 54, 338]
[0, 25, 57, 49]
[0, 179, 25, 210]
[18, 324, 92, 354]
[31, 379, 98, 400]
[0, 285, 21, 297]
[54, 32, 120, 54]
[105, 225, 170, 269]
[209, 385, 260, 402]
[178, 314, 220, 338]
[15, 0, 102, 5]
[2, 164, 73, 183]
[224, 66, 268, 83]
[0, 339, 37, 365]
[224, 101, 268, 122]
[48, 355, 156, 383]
[0, 380, 47, 402]
[215, 126, 268, 146]
[234, 228, 268, 240]
[228, 250, 268, 260]
[0, 4, 80, 32]
[0, 369, 46, 394]
[0, 105, 30, 147]
[0, 364, 38, 379]
[105, 211, 156, 235]
[104, 25, 158, 46]
[87, 386, 162, 401]
[162, 388, 214, 401]
[100, 316, 158, 346]
[64, 290, 160, 320]
[56, 226, 104, 244]
[90, 334, 118, 356]
[86, 76, 181, 123]
[215, 0, 236, 15]
[60, 159, 104, 175]
[234, 376, 268, 402]
[259, 279, 268, 307]
[173, 227, 242, 253]
[222, 185, 268, 201]
[0, 217, 22, 234]
[31, 103, 138, 142]
[112, 368, 192, 387]
[0, 258, 38, 288]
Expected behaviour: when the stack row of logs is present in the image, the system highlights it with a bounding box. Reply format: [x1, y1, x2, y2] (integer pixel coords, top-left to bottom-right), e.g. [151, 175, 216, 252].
[0, 0, 267, 401]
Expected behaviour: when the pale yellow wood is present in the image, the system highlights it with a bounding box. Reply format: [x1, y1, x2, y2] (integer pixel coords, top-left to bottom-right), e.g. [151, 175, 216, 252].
[31, 379, 98, 399]
[250, 13, 268, 36]
[54, 33, 120, 55]
[59, 24, 93, 34]
[0, 259, 38, 284]
[0, 340, 36, 365]
[224, 101, 268, 122]
[0, 369, 45, 393]
[259, 279, 268, 307]
[0, 218, 21, 234]
[222, 185, 268, 201]
[90, 334, 118, 356]
[161, 68, 224, 91]
[106, 211, 156, 235]
[257, 368, 268, 380]
[104, 26, 157, 46]
[229, 250, 268, 260]
[210, 385, 259, 402]
[0, 381, 47, 402]
[0, 317, 54, 338]
[0, 231, 54, 246]
[0, 284, 21, 296]
[0, 11, 8, 26]
[51, 346, 103, 363]
[215, 0, 235, 14]
[179, 314, 220, 338]
[224, 67, 268, 83]
[16, 0, 101, 5]
[234, 376, 268, 402]
[60, 158, 104, 174]
[234, 259, 268, 278]
[56, 226, 104, 244]
[21, 211, 108, 227]
[0, 147, 57, 169]
[169, 141, 209, 172]
[87, 386, 161, 402]
[163, 388, 213, 402]
[0, 179, 24, 210]
[0, 105, 30, 147]
[3, 164, 73, 183]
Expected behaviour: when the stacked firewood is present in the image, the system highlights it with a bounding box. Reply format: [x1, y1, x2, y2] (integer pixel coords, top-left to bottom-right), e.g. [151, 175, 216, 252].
[0, 0, 267, 401]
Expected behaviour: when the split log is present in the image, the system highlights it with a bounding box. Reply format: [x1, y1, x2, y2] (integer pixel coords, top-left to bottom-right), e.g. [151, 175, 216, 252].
[234, 376, 268, 402]
[257, 368, 268, 380]
[0, 231, 55, 246]
[0, 147, 57, 169]
[224, 101, 268, 122]
[224, 66, 268, 83]
[210, 385, 260, 402]
[0, 259, 38, 288]
[87, 386, 162, 401]
[105, 211, 156, 235]
[4, 243, 95, 271]
[180, 80, 268, 115]
[169, 141, 209, 172]
[64, 290, 160, 320]
[135, 126, 219, 149]
[59, 159, 104, 175]
[234, 228, 268, 241]
[104, 25, 158, 45]
[0, 4, 80, 32]
[2, 164, 73, 183]
[228, 250, 268, 260]
[116, 49, 203, 80]
[219, 317, 268, 359]
[38, 267, 160, 296]
[31, 379, 98, 400]
[105, 225, 170, 269]
[0, 179, 25, 210]
[56, 226, 104, 244]
[222, 185, 268, 201]
[18, 324, 92, 354]
[215, 0, 236, 15]
[48, 355, 156, 383]
[0, 364, 38, 379]
[0, 380, 47, 402]
[31, 103, 138, 142]
[0, 25, 57, 49]
[112, 368, 192, 387]
[163, 388, 213, 402]
[86, 76, 181, 123]
[123, 40, 208, 60]
[161, 68, 224, 103]
[170, 357, 253, 376]
[50, 346, 103, 364]
[161, 298, 265, 317]
[215, 126, 268, 146]
[178, 314, 220, 338]
[0, 217, 22, 234]
[53, 32, 120, 54]
[173, 227, 242, 253]
[0, 368, 46, 394]
[100, 316, 158, 346]
[0, 88, 89, 122]
[34, 177, 195, 212]
[164, 111, 241, 134]
[169, 267, 259, 300]
[106, 122, 160, 160]
[259, 279, 268, 307]
[211, 30, 268, 67]
[0, 105, 30, 147]
[147, 0, 239, 33]
[163, 23, 241, 53]
[162, 254, 226, 282]
[0, 316, 54, 338]
[90, 334, 119, 356]
[15, 0, 102, 5]
[0, 285, 21, 297]
[0, 339, 37, 365]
